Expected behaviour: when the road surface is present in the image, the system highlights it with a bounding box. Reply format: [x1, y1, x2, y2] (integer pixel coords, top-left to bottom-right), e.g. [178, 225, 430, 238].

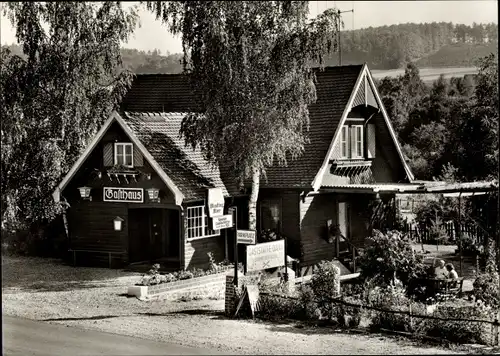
[2, 315, 224, 355]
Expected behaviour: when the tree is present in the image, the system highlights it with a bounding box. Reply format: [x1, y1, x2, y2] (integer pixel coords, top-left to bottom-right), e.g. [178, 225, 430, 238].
[1, 2, 138, 232]
[145, 1, 340, 230]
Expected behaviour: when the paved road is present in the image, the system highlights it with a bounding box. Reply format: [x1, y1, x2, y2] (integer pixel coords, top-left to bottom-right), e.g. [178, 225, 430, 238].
[3, 315, 223, 355]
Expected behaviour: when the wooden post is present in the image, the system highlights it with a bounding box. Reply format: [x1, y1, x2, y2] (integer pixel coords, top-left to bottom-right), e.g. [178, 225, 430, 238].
[232, 207, 238, 286]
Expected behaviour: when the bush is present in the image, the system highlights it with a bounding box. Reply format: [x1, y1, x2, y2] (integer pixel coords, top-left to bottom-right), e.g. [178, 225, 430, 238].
[461, 235, 482, 256]
[256, 294, 302, 320]
[310, 260, 341, 320]
[296, 284, 321, 321]
[367, 282, 427, 333]
[473, 239, 500, 307]
[358, 230, 427, 295]
[425, 301, 494, 345]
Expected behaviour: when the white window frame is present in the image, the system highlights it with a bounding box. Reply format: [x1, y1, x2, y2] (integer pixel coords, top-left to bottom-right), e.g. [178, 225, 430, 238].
[340, 126, 349, 159]
[186, 205, 220, 241]
[114, 142, 134, 168]
[351, 125, 364, 159]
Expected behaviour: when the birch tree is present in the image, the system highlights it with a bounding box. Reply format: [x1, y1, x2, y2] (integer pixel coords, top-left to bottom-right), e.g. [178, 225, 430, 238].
[146, 1, 340, 230]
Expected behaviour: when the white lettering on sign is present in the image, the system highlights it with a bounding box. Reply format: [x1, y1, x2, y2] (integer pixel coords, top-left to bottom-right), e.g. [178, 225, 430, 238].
[246, 240, 285, 272]
[211, 214, 233, 230]
[207, 188, 225, 217]
[103, 187, 144, 203]
[236, 230, 256, 245]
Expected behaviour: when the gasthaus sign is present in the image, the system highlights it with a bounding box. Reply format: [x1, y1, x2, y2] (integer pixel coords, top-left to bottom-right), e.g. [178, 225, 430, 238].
[103, 187, 144, 203]
[246, 239, 285, 272]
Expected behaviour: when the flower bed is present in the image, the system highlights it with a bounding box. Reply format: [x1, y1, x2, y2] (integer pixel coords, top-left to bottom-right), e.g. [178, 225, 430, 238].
[128, 270, 230, 300]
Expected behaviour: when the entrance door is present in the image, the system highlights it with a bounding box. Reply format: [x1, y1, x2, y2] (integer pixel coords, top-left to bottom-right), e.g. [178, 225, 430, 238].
[128, 209, 150, 263]
[150, 209, 164, 260]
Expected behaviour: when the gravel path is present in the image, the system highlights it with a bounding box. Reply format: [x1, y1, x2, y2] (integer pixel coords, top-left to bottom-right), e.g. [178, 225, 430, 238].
[2, 255, 465, 355]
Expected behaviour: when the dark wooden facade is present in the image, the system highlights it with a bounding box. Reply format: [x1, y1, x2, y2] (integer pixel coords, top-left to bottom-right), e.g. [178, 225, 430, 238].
[63, 121, 183, 268]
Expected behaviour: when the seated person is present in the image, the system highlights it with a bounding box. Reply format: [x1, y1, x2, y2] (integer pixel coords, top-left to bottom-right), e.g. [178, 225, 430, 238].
[446, 263, 459, 280]
[434, 259, 449, 279]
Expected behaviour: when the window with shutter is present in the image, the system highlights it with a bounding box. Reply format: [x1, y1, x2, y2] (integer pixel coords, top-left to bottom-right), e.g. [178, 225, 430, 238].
[114, 143, 134, 167]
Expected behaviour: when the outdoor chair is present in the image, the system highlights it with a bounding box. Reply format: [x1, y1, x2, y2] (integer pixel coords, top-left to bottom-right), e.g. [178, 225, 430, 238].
[433, 277, 464, 300]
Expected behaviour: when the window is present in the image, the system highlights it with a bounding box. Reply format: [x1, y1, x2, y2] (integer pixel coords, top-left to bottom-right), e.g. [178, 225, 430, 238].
[340, 126, 348, 159]
[114, 143, 133, 167]
[186, 206, 220, 240]
[260, 199, 281, 232]
[352, 125, 364, 159]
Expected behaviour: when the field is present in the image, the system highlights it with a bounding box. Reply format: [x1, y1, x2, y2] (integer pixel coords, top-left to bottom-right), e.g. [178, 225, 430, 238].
[371, 66, 478, 83]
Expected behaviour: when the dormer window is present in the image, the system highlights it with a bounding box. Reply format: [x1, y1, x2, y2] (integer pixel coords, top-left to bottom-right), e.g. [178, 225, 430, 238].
[114, 142, 133, 167]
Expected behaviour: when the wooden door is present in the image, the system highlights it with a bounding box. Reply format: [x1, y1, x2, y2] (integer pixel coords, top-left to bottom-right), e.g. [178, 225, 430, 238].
[128, 209, 150, 263]
[150, 209, 164, 260]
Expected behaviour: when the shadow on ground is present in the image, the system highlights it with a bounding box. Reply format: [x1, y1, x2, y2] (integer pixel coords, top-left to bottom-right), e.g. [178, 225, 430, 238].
[2, 256, 140, 292]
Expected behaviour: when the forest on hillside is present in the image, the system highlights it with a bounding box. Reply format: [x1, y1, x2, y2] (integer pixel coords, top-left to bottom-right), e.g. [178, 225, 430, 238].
[2, 22, 497, 72]
[334, 22, 498, 68]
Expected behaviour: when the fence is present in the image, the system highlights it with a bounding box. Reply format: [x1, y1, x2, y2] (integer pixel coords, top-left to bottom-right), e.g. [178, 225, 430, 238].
[401, 220, 485, 245]
[258, 290, 500, 346]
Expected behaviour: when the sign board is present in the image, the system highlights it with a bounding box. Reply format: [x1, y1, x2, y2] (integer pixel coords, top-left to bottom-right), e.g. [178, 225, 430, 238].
[207, 188, 225, 217]
[211, 214, 233, 230]
[246, 239, 285, 272]
[237, 230, 256, 245]
[103, 187, 144, 203]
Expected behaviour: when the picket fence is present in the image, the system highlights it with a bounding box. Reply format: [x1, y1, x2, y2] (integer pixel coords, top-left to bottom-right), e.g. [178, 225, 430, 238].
[401, 220, 485, 245]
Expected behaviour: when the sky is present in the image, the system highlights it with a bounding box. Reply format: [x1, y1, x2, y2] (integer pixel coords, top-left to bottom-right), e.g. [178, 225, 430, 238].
[1, 1, 498, 55]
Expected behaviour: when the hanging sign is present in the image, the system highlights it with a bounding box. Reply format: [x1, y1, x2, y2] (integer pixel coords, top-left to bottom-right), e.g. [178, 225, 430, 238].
[207, 188, 225, 217]
[246, 239, 285, 272]
[237, 230, 256, 245]
[103, 187, 144, 203]
[211, 214, 233, 230]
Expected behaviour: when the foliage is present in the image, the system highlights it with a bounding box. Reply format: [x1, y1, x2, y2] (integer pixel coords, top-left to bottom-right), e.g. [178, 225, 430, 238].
[367, 283, 429, 333]
[136, 262, 231, 286]
[146, 1, 341, 230]
[461, 235, 482, 256]
[256, 294, 303, 321]
[297, 284, 321, 321]
[1, 2, 138, 232]
[425, 301, 494, 345]
[473, 239, 500, 307]
[309, 260, 341, 320]
[140, 263, 162, 286]
[358, 230, 427, 291]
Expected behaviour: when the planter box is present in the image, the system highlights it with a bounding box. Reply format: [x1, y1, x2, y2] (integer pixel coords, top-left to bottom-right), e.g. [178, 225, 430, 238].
[127, 271, 229, 301]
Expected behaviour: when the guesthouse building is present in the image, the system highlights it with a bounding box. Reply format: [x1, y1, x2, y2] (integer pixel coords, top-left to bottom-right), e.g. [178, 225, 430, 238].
[53, 64, 422, 274]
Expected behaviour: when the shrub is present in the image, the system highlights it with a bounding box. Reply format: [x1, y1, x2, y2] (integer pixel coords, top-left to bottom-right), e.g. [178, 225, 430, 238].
[178, 270, 194, 280]
[335, 295, 363, 329]
[256, 294, 302, 320]
[310, 260, 341, 320]
[140, 263, 162, 286]
[358, 230, 427, 294]
[473, 239, 500, 307]
[367, 282, 421, 333]
[425, 301, 494, 345]
[461, 235, 482, 256]
[296, 284, 320, 321]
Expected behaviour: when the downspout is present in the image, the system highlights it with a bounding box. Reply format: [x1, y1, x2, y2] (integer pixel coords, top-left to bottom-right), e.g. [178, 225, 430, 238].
[179, 205, 185, 271]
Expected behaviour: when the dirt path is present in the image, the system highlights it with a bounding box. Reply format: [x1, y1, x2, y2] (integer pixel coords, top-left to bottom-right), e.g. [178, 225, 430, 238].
[2, 256, 465, 355]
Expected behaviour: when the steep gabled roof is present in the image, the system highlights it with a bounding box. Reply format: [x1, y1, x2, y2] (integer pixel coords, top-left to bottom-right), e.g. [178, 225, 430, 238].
[122, 111, 237, 201]
[53, 111, 185, 205]
[117, 65, 413, 191]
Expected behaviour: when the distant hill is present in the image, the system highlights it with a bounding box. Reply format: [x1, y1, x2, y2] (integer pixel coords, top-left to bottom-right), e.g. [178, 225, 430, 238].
[2, 22, 498, 72]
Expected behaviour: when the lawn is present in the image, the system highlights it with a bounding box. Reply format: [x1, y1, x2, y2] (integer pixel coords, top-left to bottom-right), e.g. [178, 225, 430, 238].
[2, 255, 471, 355]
